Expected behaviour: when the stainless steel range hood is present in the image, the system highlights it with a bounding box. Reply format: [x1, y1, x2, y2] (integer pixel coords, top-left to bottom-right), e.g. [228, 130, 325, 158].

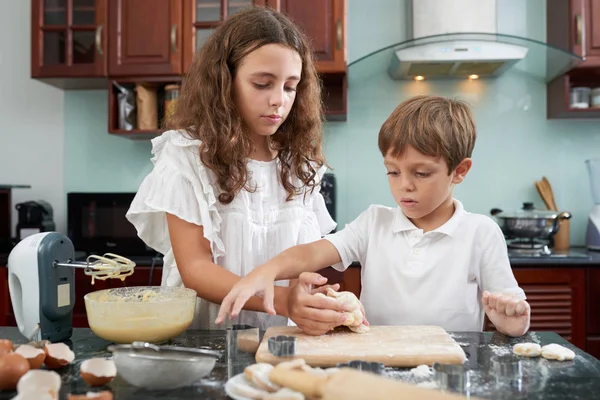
[348, 0, 583, 83]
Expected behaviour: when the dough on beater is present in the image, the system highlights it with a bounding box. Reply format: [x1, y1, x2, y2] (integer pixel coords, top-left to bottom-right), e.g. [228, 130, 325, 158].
[315, 287, 369, 333]
[512, 343, 542, 357]
[244, 363, 280, 392]
[541, 344, 575, 361]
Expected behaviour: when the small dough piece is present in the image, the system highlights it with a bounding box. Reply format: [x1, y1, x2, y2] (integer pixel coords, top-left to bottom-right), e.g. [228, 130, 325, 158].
[513, 343, 542, 357]
[244, 363, 280, 392]
[228, 379, 270, 400]
[541, 344, 575, 361]
[315, 288, 369, 333]
[264, 387, 305, 400]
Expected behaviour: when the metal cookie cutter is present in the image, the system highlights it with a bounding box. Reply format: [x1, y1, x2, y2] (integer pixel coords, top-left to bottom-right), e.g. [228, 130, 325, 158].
[491, 354, 524, 390]
[267, 335, 297, 356]
[433, 363, 471, 394]
[336, 360, 384, 375]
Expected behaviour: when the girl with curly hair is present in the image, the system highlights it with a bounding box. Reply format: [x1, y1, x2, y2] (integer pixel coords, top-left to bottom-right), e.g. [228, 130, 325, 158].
[127, 6, 342, 330]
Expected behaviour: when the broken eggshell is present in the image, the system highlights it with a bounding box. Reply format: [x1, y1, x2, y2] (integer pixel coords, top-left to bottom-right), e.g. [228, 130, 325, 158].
[15, 344, 46, 369]
[15, 369, 61, 399]
[80, 358, 117, 386]
[44, 342, 75, 369]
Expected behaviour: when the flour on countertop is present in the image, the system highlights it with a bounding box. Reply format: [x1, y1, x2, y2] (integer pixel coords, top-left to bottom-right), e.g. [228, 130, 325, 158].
[410, 364, 433, 378]
[488, 344, 512, 356]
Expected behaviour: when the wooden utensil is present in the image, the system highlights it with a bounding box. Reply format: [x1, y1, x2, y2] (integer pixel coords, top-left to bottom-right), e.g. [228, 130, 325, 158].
[535, 180, 552, 211]
[256, 326, 466, 367]
[542, 176, 558, 211]
[269, 365, 477, 400]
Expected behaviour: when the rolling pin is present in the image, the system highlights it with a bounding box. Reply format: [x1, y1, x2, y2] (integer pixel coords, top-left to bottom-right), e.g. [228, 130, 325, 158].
[269, 365, 477, 400]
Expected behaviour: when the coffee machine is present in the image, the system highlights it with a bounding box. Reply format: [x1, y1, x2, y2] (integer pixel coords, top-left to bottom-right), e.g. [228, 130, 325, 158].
[15, 200, 55, 241]
[586, 159, 600, 251]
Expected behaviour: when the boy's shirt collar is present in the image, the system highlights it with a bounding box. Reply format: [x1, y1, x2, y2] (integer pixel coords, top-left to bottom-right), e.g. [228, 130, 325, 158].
[392, 199, 465, 237]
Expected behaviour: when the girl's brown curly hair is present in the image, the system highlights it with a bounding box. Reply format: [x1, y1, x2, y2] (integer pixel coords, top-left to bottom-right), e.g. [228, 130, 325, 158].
[166, 6, 327, 204]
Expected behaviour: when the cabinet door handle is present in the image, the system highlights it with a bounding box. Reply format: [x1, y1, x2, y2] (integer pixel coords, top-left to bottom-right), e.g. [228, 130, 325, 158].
[575, 14, 583, 46]
[336, 20, 342, 50]
[95, 25, 103, 55]
[171, 24, 178, 53]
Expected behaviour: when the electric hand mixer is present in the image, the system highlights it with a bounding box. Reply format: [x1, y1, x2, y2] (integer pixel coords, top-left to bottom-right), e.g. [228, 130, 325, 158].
[7, 232, 135, 342]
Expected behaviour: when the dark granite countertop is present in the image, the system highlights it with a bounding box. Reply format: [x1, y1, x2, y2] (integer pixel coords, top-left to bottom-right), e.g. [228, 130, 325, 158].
[0, 327, 598, 399]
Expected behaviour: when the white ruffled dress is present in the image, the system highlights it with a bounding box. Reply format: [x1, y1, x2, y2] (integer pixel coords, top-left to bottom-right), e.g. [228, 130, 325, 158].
[126, 130, 336, 330]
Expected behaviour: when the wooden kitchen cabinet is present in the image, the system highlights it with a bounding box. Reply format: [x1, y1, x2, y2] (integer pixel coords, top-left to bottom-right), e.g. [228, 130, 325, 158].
[485, 268, 587, 350]
[586, 269, 600, 358]
[181, 0, 278, 71]
[512, 268, 586, 349]
[547, 0, 600, 118]
[279, 0, 346, 73]
[278, 0, 347, 119]
[108, 0, 183, 76]
[31, 0, 108, 86]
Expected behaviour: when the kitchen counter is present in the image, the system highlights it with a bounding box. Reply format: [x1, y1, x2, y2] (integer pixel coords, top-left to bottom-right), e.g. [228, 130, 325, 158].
[508, 247, 600, 266]
[0, 327, 598, 399]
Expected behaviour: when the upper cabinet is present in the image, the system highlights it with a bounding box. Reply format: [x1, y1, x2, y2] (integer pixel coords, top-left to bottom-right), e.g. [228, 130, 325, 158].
[547, 0, 600, 118]
[279, 0, 346, 73]
[108, 0, 183, 76]
[31, 0, 108, 78]
[31, 0, 348, 134]
[181, 0, 273, 70]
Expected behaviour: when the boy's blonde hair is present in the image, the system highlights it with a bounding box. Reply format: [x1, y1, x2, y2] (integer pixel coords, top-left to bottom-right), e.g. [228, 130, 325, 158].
[378, 95, 476, 173]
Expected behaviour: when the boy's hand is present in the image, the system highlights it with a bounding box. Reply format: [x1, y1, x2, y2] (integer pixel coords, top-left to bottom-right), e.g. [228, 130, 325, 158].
[482, 291, 530, 337]
[288, 272, 353, 336]
[215, 268, 278, 324]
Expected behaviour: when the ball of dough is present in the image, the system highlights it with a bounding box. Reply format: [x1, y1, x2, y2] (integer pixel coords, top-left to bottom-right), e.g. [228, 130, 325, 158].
[512, 343, 542, 357]
[541, 344, 575, 361]
[315, 287, 369, 333]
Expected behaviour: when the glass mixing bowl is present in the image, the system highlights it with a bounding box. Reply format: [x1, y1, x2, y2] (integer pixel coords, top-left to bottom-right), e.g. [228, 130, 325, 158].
[84, 286, 197, 344]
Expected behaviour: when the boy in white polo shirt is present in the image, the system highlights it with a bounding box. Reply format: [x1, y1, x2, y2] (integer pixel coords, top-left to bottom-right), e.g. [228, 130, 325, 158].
[216, 95, 530, 337]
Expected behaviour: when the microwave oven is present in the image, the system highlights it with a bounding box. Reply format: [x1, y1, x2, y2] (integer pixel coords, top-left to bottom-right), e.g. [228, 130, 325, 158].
[67, 192, 157, 258]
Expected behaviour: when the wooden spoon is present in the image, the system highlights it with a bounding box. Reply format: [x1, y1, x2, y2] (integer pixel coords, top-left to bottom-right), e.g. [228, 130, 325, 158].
[542, 176, 558, 211]
[535, 180, 553, 211]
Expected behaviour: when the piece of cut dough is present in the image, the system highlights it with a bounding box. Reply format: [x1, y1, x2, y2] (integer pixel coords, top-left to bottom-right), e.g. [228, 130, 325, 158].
[541, 344, 575, 361]
[315, 288, 369, 333]
[227, 378, 270, 400]
[244, 363, 280, 392]
[512, 343, 542, 357]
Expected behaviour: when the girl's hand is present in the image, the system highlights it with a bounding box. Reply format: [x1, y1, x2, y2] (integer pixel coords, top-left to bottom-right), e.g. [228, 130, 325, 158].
[215, 269, 278, 324]
[482, 291, 530, 337]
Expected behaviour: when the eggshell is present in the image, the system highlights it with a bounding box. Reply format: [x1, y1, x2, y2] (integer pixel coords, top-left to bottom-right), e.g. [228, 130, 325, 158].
[16, 369, 61, 399]
[44, 342, 75, 369]
[80, 358, 117, 386]
[15, 344, 46, 369]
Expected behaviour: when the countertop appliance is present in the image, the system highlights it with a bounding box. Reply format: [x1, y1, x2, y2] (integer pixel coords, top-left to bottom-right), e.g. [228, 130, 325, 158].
[586, 159, 600, 251]
[7, 232, 135, 342]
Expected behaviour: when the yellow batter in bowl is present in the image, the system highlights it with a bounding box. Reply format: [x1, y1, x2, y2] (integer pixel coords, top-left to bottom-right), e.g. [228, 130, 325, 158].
[84, 286, 197, 344]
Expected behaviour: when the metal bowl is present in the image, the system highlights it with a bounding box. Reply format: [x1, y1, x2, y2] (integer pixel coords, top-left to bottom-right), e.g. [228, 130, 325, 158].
[84, 286, 197, 344]
[108, 341, 222, 389]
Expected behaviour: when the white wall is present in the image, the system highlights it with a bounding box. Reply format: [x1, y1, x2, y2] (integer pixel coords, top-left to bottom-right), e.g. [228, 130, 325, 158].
[0, 1, 65, 236]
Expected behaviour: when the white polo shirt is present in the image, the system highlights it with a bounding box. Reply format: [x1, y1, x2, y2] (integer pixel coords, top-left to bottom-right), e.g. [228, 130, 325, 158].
[325, 199, 525, 332]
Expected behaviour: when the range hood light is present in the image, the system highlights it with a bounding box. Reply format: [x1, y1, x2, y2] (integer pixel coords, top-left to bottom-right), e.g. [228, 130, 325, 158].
[414, 75, 425, 81]
[469, 74, 479, 80]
